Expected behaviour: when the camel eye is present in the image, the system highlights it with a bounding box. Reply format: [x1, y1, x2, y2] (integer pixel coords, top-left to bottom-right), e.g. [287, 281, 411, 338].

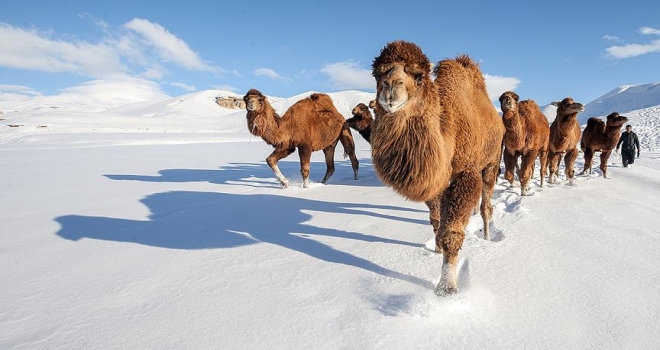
[414, 74, 423, 85]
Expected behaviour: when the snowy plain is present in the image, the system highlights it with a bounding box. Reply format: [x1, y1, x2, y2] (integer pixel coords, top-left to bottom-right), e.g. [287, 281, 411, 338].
[1, 87, 660, 349]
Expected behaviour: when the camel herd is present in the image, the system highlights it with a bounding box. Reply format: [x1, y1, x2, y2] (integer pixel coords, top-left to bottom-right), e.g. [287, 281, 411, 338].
[243, 41, 627, 296]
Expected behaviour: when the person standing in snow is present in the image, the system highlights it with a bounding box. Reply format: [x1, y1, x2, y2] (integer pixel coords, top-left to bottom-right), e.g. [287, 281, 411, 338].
[616, 124, 640, 168]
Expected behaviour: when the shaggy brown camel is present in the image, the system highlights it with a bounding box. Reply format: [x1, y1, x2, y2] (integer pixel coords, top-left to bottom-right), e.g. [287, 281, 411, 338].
[346, 103, 373, 143]
[499, 91, 550, 196]
[244, 89, 359, 188]
[370, 41, 504, 295]
[580, 112, 628, 178]
[548, 97, 584, 185]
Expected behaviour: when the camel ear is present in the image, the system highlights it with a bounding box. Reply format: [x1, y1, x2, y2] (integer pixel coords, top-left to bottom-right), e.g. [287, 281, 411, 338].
[512, 92, 519, 102]
[551, 101, 560, 107]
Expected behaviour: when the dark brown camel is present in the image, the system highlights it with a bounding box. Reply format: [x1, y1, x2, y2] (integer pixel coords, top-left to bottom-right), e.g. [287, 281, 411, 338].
[580, 112, 628, 178]
[244, 89, 359, 188]
[370, 41, 504, 295]
[346, 103, 373, 143]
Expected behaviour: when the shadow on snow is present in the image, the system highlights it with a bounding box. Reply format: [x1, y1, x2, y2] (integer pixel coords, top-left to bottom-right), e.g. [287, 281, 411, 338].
[55, 191, 431, 288]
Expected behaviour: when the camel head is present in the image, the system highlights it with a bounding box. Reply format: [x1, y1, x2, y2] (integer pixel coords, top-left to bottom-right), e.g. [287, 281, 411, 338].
[605, 112, 628, 127]
[372, 41, 433, 114]
[499, 91, 520, 113]
[368, 99, 377, 109]
[243, 89, 267, 112]
[551, 97, 584, 118]
[347, 103, 373, 131]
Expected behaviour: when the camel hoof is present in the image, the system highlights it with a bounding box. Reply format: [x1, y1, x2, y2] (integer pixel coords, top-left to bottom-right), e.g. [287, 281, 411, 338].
[280, 179, 290, 188]
[434, 283, 458, 296]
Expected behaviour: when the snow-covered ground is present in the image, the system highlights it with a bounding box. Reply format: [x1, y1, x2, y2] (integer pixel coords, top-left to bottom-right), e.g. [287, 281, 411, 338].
[2, 89, 660, 349]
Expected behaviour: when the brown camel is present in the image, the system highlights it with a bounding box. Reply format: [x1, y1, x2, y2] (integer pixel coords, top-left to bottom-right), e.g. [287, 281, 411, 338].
[244, 89, 359, 188]
[370, 41, 504, 295]
[346, 103, 373, 143]
[580, 112, 628, 178]
[368, 98, 386, 119]
[547, 97, 584, 185]
[499, 91, 550, 196]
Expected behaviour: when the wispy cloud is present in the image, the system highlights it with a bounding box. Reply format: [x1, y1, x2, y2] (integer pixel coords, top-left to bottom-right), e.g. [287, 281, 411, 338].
[483, 74, 521, 102]
[0, 19, 228, 79]
[124, 18, 218, 73]
[602, 35, 620, 41]
[605, 27, 660, 59]
[639, 27, 660, 35]
[320, 61, 374, 91]
[253, 67, 290, 82]
[0, 84, 43, 102]
[170, 81, 197, 92]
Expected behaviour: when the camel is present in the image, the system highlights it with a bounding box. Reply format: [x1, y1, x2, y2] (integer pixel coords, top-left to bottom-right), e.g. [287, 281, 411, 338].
[244, 89, 359, 188]
[346, 103, 374, 143]
[580, 112, 628, 178]
[369, 98, 386, 119]
[547, 97, 584, 185]
[370, 41, 504, 295]
[499, 91, 550, 196]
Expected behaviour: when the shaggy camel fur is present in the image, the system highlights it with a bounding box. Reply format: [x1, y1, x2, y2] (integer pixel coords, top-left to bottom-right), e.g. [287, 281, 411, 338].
[580, 112, 628, 178]
[370, 41, 504, 295]
[548, 97, 584, 185]
[244, 89, 359, 188]
[346, 103, 374, 143]
[499, 91, 550, 196]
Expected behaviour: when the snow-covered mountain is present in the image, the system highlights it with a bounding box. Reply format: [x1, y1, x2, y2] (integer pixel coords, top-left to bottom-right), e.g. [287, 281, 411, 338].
[580, 82, 660, 123]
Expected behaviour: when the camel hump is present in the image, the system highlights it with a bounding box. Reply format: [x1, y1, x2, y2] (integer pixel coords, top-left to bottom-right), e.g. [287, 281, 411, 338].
[519, 99, 539, 109]
[586, 117, 605, 132]
[454, 54, 479, 69]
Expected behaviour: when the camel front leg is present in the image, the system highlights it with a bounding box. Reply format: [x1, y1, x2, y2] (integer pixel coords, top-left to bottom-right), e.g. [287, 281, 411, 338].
[436, 171, 482, 295]
[267, 147, 295, 188]
[519, 150, 539, 196]
[600, 150, 612, 178]
[547, 151, 562, 184]
[580, 148, 594, 176]
[503, 150, 517, 186]
[298, 146, 313, 188]
[565, 148, 578, 185]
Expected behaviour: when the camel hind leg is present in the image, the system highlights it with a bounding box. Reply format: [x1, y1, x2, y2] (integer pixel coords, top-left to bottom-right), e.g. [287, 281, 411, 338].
[538, 148, 548, 188]
[503, 150, 517, 186]
[547, 151, 562, 184]
[436, 170, 482, 295]
[338, 124, 359, 180]
[320, 141, 338, 185]
[481, 164, 499, 240]
[425, 195, 442, 253]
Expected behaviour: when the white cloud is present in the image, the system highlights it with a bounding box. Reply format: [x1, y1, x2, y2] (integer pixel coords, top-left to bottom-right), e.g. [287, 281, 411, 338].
[602, 35, 620, 41]
[0, 19, 229, 81]
[0, 84, 41, 95]
[483, 74, 521, 102]
[253, 68, 289, 82]
[639, 27, 660, 35]
[320, 61, 374, 91]
[59, 76, 169, 105]
[170, 81, 197, 92]
[124, 18, 217, 73]
[605, 27, 660, 59]
[0, 23, 126, 77]
[605, 39, 660, 59]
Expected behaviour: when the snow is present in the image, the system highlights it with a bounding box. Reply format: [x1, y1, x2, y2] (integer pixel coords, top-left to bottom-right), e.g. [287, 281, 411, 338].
[580, 82, 660, 124]
[2, 87, 660, 349]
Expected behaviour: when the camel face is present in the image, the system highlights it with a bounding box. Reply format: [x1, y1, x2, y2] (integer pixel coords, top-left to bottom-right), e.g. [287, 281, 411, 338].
[499, 91, 519, 113]
[244, 94, 265, 112]
[554, 97, 584, 117]
[375, 64, 416, 113]
[368, 99, 377, 109]
[606, 112, 628, 127]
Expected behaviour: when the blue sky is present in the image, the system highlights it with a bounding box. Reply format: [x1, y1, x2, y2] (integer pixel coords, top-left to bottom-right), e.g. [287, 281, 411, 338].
[1, 0, 659, 105]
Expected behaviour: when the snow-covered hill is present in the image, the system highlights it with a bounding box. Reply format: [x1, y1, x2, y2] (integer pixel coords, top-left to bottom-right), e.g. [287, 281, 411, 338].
[580, 82, 660, 123]
[2, 86, 660, 348]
